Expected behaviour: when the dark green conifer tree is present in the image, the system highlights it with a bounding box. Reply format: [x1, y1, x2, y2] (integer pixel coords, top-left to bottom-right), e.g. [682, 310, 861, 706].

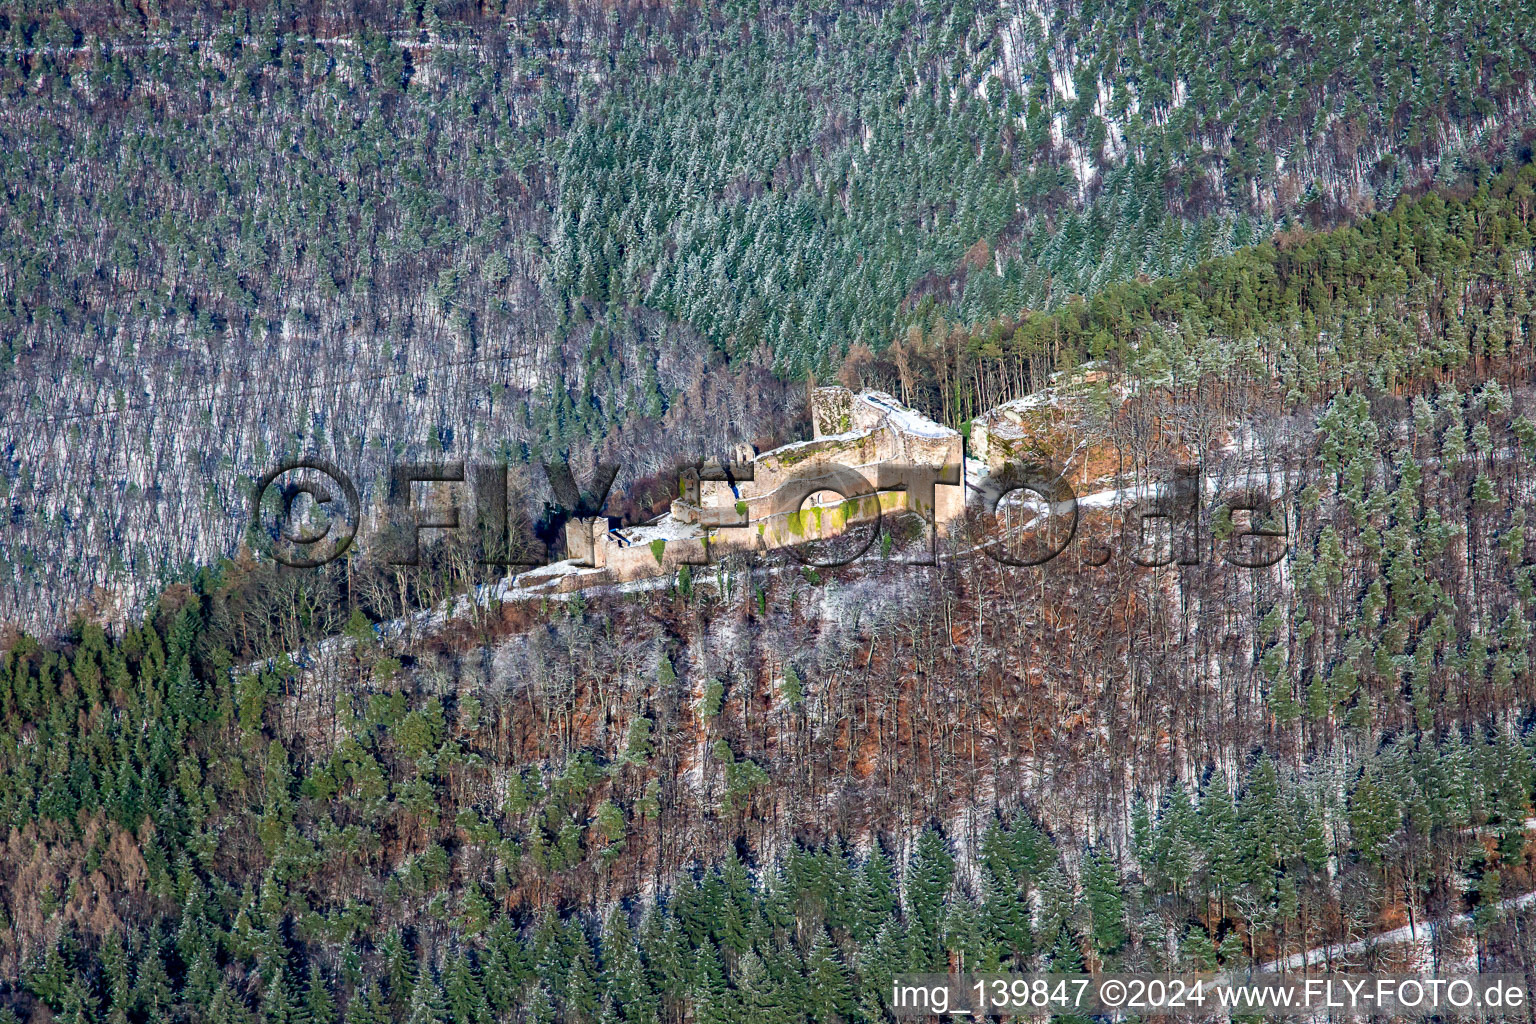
[1082, 847, 1127, 956]
[805, 929, 855, 1024]
[903, 828, 953, 970]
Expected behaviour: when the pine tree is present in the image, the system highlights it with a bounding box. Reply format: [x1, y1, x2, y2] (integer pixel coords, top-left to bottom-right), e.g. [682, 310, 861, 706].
[1412, 395, 1435, 435]
[1442, 419, 1468, 461]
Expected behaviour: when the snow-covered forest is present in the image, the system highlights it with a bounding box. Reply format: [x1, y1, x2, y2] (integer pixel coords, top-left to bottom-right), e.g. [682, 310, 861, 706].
[11, 1, 1536, 1021]
[4, 0, 1536, 630]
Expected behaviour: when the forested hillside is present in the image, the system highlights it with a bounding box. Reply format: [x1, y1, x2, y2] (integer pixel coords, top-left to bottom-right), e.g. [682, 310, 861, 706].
[841, 155, 1536, 420]
[8, 158, 1536, 1020]
[5, 0, 1536, 630]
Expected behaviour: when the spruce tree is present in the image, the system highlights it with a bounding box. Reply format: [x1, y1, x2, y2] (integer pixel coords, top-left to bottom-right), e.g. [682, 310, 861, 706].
[1348, 768, 1399, 869]
[805, 929, 855, 1024]
[442, 950, 487, 1024]
[1081, 847, 1127, 956]
[344, 984, 386, 1024]
[978, 862, 1031, 967]
[853, 845, 896, 944]
[602, 910, 655, 1024]
[1151, 782, 1197, 896]
[903, 828, 953, 970]
[58, 976, 100, 1024]
[942, 888, 985, 972]
[690, 943, 730, 1024]
[525, 984, 556, 1024]
[1182, 924, 1218, 970]
[565, 929, 603, 1024]
[131, 940, 174, 1023]
[1035, 862, 1077, 947]
[262, 967, 295, 1024]
[381, 929, 415, 1010]
[1199, 770, 1242, 913]
[404, 961, 449, 1024]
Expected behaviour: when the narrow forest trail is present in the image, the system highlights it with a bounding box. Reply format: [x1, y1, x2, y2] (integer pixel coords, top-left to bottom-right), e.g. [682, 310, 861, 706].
[1260, 889, 1536, 974]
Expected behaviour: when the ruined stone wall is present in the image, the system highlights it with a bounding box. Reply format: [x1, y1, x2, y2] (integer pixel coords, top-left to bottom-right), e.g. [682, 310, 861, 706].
[809, 386, 856, 437]
[749, 431, 885, 509]
[897, 432, 964, 467]
[551, 388, 966, 594]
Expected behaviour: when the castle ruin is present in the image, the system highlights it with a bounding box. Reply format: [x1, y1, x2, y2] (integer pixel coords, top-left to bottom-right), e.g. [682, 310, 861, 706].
[516, 388, 966, 593]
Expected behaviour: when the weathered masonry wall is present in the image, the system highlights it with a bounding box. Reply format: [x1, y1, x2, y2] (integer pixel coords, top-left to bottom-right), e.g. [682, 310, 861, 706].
[524, 388, 965, 593]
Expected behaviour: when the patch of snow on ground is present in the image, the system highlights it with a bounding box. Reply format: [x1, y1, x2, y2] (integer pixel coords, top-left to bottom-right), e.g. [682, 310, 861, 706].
[858, 391, 959, 439]
[613, 513, 706, 546]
